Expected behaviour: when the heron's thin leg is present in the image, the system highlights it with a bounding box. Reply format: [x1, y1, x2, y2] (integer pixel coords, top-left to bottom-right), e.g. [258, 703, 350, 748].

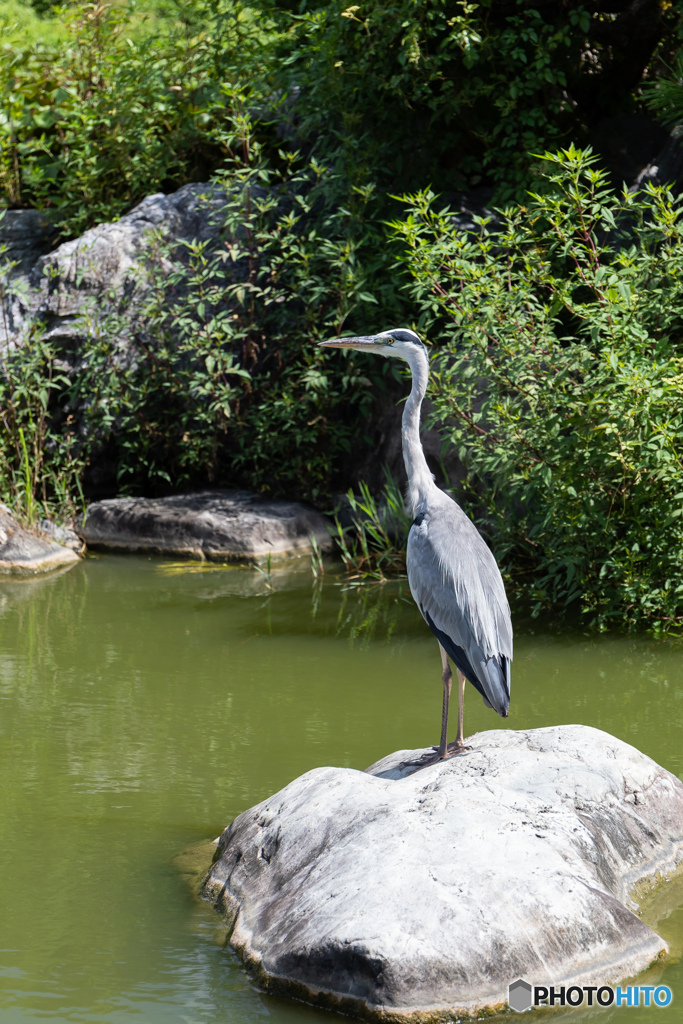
[399, 644, 470, 773]
[437, 643, 452, 758]
[456, 669, 465, 746]
[446, 669, 472, 754]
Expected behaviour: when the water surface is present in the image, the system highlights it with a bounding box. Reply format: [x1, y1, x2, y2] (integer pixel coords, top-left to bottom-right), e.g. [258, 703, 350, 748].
[0, 555, 681, 1023]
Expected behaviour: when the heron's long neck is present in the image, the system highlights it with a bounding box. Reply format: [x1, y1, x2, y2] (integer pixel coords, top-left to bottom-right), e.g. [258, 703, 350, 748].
[402, 348, 437, 515]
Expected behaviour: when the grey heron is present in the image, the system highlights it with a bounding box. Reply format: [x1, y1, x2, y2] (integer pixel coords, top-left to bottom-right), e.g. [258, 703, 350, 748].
[319, 329, 512, 766]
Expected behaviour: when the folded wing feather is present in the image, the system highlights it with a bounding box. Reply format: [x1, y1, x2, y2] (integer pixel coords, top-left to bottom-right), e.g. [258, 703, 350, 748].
[406, 493, 512, 716]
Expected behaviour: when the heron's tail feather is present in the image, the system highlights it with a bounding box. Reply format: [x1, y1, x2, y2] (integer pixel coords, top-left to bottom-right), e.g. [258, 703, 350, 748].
[475, 653, 510, 718]
[422, 609, 510, 718]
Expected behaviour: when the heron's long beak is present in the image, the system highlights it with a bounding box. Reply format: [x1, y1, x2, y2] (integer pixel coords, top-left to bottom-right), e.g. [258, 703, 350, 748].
[318, 334, 390, 351]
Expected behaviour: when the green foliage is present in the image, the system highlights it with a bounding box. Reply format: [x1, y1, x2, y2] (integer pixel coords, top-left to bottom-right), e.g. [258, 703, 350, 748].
[5, 0, 678, 233]
[0, 0, 68, 46]
[3, 0, 683, 632]
[253, 551, 274, 589]
[0, 1, 272, 236]
[0, 309, 85, 525]
[56, 124, 390, 500]
[277, 0, 682, 202]
[647, 50, 683, 126]
[309, 531, 324, 578]
[333, 473, 410, 583]
[392, 146, 683, 631]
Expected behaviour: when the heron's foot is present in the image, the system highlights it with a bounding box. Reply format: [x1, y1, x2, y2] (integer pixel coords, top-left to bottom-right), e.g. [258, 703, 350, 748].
[398, 746, 441, 771]
[399, 742, 471, 773]
[444, 740, 472, 757]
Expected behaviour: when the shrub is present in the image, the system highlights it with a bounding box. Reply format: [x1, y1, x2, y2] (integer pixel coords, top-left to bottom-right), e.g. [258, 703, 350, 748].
[0, 0, 67, 46]
[0, 1, 272, 237]
[277, 0, 680, 202]
[392, 146, 683, 631]
[14, 123, 397, 503]
[0, 313, 85, 524]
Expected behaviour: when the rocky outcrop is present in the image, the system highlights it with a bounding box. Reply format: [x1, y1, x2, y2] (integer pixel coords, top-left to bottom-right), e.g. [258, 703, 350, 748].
[634, 126, 683, 194]
[0, 505, 81, 574]
[203, 725, 683, 1022]
[586, 116, 683, 198]
[0, 208, 58, 281]
[80, 490, 332, 560]
[1, 183, 229, 350]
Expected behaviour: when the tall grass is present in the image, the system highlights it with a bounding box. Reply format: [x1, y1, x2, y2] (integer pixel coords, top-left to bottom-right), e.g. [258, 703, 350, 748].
[333, 473, 410, 583]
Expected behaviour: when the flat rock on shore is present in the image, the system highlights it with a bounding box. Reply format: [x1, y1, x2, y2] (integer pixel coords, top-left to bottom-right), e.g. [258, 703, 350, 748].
[0, 506, 81, 574]
[80, 490, 332, 561]
[203, 725, 683, 1022]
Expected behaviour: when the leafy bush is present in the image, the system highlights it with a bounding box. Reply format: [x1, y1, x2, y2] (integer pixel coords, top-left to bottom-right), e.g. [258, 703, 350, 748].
[0, 1, 271, 236]
[278, 0, 681, 201]
[0, 313, 85, 524]
[392, 147, 683, 631]
[4, 0, 677, 235]
[3, 0, 683, 634]
[3, 122, 396, 505]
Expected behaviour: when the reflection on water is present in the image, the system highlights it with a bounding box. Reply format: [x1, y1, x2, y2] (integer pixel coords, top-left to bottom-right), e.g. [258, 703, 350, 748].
[0, 554, 681, 1023]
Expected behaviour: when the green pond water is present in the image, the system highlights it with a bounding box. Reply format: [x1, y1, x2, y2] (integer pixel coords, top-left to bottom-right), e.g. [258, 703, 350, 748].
[0, 553, 682, 1024]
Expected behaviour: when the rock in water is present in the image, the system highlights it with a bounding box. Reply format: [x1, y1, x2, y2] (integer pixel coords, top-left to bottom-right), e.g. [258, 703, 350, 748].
[203, 725, 683, 1021]
[0, 506, 81, 574]
[80, 490, 331, 560]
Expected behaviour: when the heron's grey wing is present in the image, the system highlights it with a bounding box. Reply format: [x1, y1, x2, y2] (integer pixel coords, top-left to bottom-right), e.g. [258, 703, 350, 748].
[407, 495, 512, 716]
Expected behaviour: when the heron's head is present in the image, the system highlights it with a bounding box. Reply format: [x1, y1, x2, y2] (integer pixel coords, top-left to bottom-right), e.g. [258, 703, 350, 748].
[318, 328, 425, 361]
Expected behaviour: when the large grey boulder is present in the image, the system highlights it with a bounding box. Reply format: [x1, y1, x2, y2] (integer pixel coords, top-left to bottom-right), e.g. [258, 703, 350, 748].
[0, 505, 81, 574]
[1, 183, 229, 350]
[203, 725, 683, 1022]
[80, 490, 332, 560]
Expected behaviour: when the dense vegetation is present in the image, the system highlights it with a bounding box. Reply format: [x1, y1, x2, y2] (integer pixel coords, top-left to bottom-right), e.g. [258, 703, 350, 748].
[278, 0, 680, 199]
[3, 0, 683, 630]
[0, 1, 272, 234]
[395, 147, 683, 631]
[4, 0, 682, 233]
